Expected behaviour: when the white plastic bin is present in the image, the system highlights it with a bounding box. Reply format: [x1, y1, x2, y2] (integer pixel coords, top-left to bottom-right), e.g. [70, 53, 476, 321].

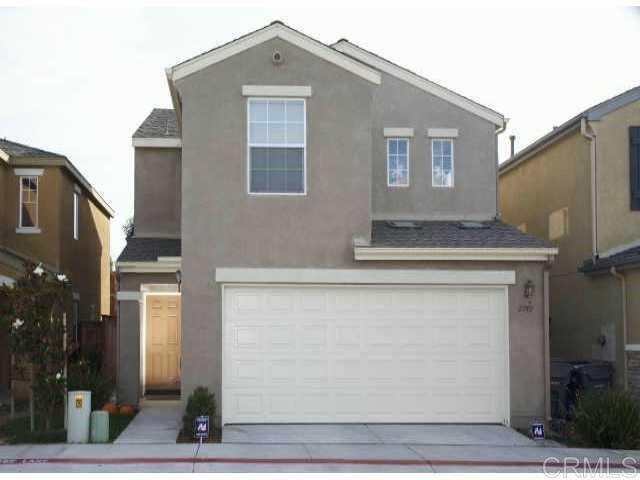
[91, 410, 109, 443]
[67, 390, 91, 443]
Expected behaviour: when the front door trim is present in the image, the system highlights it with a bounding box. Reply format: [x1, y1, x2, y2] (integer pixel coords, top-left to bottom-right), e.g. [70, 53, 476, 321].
[140, 285, 180, 397]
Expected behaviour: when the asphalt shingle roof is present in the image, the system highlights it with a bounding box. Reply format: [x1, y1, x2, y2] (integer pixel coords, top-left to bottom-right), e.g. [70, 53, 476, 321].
[133, 109, 179, 139]
[370, 220, 552, 249]
[117, 237, 181, 262]
[580, 243, 640, 274]
[0, 138, 64, 158]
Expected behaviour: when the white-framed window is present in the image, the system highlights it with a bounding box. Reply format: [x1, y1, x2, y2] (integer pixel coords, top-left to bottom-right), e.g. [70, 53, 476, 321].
[19, 176, 39, 228]
[431, 138, 454, 187]
[247, 98, 306, 195]
[73, 191, 79, 240]
[387, 138, 410, 187]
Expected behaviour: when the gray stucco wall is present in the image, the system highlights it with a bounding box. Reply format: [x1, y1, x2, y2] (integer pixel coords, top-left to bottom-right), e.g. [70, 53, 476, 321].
[176, 37, 375, 420]
[169, 36, 545, 428]
[370, 72, 498, 221]
[134, 147, 181, 237]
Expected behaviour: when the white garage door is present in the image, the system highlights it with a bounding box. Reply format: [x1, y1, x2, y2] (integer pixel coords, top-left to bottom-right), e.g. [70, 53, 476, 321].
[222, 285, 509, 424]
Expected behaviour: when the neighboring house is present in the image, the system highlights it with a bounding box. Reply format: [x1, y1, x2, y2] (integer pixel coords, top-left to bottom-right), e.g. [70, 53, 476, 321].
[499, 86, 640, 395]
[0, 138, 114, 396]
[117, 21, 556, 428]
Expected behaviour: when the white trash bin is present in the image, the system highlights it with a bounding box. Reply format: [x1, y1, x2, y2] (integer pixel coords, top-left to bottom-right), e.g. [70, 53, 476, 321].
[67, 390, 91, 443]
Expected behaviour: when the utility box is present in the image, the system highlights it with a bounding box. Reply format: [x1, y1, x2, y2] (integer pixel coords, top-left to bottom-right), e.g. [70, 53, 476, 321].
[90, 410, 109, 443]
[67, 390, 91, 443]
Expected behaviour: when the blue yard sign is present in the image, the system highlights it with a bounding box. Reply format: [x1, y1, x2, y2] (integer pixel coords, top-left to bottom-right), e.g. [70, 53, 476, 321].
[531, 421, 545, 440]
[194, 415, 209, 440]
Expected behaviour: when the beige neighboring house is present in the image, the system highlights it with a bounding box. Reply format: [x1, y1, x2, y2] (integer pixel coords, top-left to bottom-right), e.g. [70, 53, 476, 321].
[499, 86, 640, 395]
[0, 138, 114, 399]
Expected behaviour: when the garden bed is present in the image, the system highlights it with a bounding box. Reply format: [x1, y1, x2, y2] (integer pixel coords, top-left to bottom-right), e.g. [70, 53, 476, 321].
[109, 412, 136, 441]
[0, 411, 137, 444]
[0, 414, 66, 444]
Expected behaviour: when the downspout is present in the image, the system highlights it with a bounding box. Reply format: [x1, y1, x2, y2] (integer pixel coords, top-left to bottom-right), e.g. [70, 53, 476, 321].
[610, 266, 628, 389]
[580, 118, 598, 258]
[495, 118, 509, 219]
[543, 259, 553, 423]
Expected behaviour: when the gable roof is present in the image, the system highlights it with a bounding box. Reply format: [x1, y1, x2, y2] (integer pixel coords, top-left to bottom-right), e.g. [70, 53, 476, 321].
[133, 109, 179, 139]
[166, 21, 381, 85]
[0, 138, 65, 160]
[499, 84, 640, 175]
[332, 40, 505, 127]
[117, 237, 181, 263]
[0, 137, 114, 217]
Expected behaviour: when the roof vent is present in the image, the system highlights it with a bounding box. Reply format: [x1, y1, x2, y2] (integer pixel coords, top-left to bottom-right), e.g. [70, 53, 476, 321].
[458, 221, 489, 230]
[386, 220, 422, 229]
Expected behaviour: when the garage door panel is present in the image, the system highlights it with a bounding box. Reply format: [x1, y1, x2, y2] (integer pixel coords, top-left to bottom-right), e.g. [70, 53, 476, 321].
[268, 359, 296, 383]
[223, 285, 508, 424]
[364, 291, 393, 311]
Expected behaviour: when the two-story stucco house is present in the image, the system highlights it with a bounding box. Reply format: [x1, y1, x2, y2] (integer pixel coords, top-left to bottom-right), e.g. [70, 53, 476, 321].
[499, 86, 640, 396]
[0, 138, 114, 398]
[116, 22, 556, 428]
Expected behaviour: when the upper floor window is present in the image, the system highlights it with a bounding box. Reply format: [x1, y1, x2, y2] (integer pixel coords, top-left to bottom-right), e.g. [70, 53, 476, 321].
[248, 98, 306, 195]
[19, 176, 39, 228]
[387, 138, 409, 187]
[432, 138, 454, 187]
[73, 191, 79, 240]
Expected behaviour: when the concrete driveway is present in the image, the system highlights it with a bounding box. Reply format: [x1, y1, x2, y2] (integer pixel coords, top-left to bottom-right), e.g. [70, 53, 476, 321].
[222, 424, 535, 446]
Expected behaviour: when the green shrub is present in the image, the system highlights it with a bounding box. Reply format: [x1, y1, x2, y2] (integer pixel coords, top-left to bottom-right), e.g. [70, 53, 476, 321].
[571, 389, 640, 449]
[0, 415, 66, 444]
[67, 359, 114, 411]
[183, 386, 216, 435]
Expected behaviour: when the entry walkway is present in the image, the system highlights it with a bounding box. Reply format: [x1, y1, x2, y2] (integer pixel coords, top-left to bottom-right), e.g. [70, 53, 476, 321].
[114, 399, 181, 444]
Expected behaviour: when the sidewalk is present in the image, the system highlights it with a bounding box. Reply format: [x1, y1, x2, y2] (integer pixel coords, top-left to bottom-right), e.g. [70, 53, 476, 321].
[1, 442, 638, 472]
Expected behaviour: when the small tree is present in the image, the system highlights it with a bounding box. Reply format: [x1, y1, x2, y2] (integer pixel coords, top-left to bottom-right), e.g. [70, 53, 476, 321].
[122, 217, 135, 239]
[0, 262, 72, 431]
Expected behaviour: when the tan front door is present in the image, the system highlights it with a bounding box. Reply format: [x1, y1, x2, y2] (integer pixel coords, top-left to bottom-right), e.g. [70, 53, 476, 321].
[145, 294, 181, 391]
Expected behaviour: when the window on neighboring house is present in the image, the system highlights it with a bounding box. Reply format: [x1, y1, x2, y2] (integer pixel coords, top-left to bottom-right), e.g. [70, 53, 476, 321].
[387, 138, 410, 187]
[248, 98, 306, 194]
[19, 176, 39, 228]
[73, 191, 79, 240]
[549, 207, 569, 240]
[432, 139, 454, 187]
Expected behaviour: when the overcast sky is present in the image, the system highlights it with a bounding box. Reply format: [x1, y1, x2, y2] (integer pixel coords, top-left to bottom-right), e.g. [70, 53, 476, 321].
[2, 6, 639, 259]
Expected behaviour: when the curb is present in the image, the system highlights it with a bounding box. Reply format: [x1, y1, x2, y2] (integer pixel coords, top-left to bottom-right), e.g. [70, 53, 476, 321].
[0, 457, 632, 468]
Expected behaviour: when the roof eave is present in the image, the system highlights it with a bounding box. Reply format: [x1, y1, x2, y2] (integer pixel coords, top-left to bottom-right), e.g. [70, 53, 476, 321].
[354, 246, 558, 262]
[498, 117, 582, 176]
[580, 259, 640, 275]
[332, 40, 505, 127]
[10, 156, 114, 218]
[166, 22, 381, 86]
